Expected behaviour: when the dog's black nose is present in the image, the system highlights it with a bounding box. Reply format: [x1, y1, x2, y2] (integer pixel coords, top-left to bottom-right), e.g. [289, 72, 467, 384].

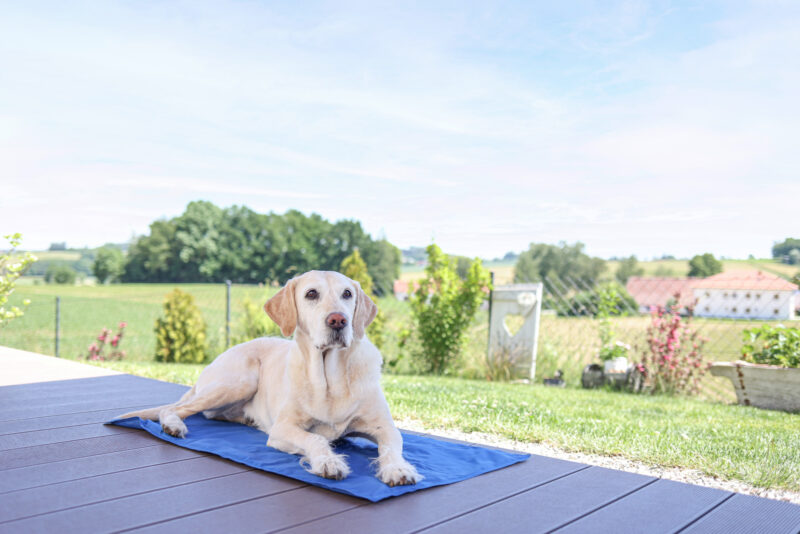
[326, 313, 348, 331]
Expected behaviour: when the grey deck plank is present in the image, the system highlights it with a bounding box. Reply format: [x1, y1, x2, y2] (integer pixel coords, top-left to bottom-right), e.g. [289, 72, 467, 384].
[553, 478, 732, 533]
[681, 493, 800, 534]
[282, 456, 588, 534]
[0, 392, 180, 421]
[0, 443, 202, 493]
[420, 466, 656, 534]
[0, 432, 161, 470]
[2, 470, 305, 534]
[0, 374, 185, 402]
[0, 455, 252, 523]
[0, 421, 137, 451]
[130, 486, 364, 534]
[0, 405, 165, 435]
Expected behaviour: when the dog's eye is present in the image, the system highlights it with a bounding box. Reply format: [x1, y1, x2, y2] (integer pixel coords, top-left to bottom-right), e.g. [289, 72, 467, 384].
[305, 289, 318, 300]
[342, 289, 352, 299]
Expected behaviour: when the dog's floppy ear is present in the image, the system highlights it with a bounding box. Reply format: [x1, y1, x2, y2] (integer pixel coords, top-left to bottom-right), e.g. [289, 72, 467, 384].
[352, 281, 378, 339]
[265, 278, 298, 337]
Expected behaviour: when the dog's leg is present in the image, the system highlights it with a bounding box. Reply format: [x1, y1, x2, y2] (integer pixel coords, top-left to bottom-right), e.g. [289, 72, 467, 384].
[267, 421, 351, 480]
[350, 407, 422, 486]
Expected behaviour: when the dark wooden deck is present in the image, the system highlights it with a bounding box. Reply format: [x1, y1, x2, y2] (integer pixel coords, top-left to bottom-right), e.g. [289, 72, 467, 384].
[2, 366, 800, 533]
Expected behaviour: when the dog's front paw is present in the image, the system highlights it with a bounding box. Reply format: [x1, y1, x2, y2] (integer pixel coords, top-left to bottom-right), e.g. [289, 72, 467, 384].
[160, 415, 188, 438]
[306, 453, 351, 480]
[378, 460, 422, 487]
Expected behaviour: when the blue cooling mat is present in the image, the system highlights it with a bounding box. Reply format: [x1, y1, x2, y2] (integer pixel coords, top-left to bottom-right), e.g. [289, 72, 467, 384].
[110, 414, 528, 502]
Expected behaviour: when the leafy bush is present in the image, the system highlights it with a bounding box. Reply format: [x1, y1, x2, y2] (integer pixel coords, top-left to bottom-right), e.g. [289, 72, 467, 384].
[340, 249, 385, 349]
[155, 289, 209, 363]
[84, 322, 127, 361]
[232, 296, 282, 345]
[45, 263, 77, 284]
[0, 233, 36, 326]
[638, 305, 708, 395]
[741, 325, 800, 368]
[93, 246, 125, 283]
[409, 244, 491, 374]
[596, 284, 632, 361]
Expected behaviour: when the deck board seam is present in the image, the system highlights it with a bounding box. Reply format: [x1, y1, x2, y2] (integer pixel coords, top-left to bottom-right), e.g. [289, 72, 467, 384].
[0, 421, 138, 438]
[115, 485, 312, 533]
[670, 492, 736, 534]
[0, 404, 164, 426]
[410, 465, 592, 534]
[0, 439, 166, 471]
[265, 502, 370, 534]
[0, 455, 207, 496]
[0, 428, 139, 454]
[0, 468, 259, 526]
[546, 477, 660, 533]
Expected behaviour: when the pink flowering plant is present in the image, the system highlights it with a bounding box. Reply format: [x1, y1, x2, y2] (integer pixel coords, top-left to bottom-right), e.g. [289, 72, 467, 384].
[84, 322, 128, 361]
[638, 296, 708, 395]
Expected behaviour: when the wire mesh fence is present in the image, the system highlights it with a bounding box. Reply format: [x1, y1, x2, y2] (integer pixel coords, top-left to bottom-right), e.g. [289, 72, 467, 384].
[514, 269, 800, 403]
[2, 268, 798, 405]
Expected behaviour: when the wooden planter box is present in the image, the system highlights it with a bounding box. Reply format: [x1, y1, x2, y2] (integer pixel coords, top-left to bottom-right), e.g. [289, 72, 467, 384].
[710, 361, 800, 413]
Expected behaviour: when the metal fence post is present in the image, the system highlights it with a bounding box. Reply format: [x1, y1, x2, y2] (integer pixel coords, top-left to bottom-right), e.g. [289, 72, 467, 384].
[55, 296, 61, 358]
[225, 280, 232, 348]
[486, 271, 495, 358]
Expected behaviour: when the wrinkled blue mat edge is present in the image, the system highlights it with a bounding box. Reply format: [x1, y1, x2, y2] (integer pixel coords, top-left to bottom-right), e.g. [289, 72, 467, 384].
[109, 415, 529, 502]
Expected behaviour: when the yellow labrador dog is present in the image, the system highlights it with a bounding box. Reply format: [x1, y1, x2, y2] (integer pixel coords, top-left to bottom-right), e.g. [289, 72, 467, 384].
[119, 271, 420, 486]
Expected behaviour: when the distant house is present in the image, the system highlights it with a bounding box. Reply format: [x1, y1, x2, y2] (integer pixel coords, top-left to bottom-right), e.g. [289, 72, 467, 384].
[691, 270, 797, 320]
[625, 277, 696, 313]
[393, 279, 412, 301]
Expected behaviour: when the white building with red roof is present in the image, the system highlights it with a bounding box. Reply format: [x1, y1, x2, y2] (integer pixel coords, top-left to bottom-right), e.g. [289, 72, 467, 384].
[690, 270, 798, 320]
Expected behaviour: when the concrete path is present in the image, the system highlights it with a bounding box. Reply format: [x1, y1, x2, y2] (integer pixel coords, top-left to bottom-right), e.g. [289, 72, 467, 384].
[0, 345, 120, 386]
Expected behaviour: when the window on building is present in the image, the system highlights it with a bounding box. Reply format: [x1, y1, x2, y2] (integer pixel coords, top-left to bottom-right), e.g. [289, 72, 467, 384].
[732, 292, 737, 298]
[723, 292, 729, 298]
[705, 291, 710, 298]
[774, 308, 779, 315]
[745, 293, 751, 299]
[745, 308, 751, 314]
[704, 306, 710, 312]
[774, 293, 780, 300]
[732, 307, 738, 313]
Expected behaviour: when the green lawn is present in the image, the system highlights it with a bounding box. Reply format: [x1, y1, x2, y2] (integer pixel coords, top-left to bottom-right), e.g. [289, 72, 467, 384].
[382, 375, 800, 492]
[79, 359, 800, 493]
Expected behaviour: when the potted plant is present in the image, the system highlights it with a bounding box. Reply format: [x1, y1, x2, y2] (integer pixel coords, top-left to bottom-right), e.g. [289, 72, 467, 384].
[710, 324, 800, 412]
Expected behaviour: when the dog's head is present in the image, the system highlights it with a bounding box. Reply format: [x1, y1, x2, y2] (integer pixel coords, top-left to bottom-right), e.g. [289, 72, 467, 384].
[264, 270, 377, 350]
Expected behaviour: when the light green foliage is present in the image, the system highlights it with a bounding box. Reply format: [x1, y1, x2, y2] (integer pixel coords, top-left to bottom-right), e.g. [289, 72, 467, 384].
[340, 249, 386, 349]
[615, 255, 644, 284]
[0, 233, 36, 326]
[688, 253, 723, 278]
[232, 296, 282, 345]
[409, 244, 491, 374]
[596, 284, 630, 361]
[154, 289, 209, 363]
[45, 263, 77, 284]
[742, 324, 800, 368]
[93, 246, 125, 283]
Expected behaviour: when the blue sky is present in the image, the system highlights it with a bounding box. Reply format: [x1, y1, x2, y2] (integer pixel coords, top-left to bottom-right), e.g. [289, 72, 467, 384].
[1, 1, 798, 259]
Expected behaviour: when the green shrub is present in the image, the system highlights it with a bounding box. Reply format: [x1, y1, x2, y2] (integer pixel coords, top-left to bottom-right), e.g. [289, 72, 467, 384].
[45, 263, 76, 285]
[154, 289, 209, 363]
[409, 243, 491, 374]
[0, 233, 36, 326]
[340, 249, 386, 349]
[93, 246, 125, 283]
[232, 296, 282, 344]
[742, 325, 800, 368]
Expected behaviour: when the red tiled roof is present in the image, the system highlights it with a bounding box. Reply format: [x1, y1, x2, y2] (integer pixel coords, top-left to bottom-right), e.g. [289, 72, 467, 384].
[625, 277, 696, 309]
[690, 269, 798, 291]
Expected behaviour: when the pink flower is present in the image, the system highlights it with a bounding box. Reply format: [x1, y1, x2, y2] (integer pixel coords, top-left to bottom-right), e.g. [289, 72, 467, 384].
[119, 322, 127, 329]
[111, 336, 119, 347]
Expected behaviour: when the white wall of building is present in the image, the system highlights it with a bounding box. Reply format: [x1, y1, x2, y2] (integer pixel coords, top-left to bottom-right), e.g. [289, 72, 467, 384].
[693, 288, 796, 320]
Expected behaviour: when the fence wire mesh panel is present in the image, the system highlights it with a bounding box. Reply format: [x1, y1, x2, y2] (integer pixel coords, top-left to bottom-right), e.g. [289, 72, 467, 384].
[516, 269, 799, 403]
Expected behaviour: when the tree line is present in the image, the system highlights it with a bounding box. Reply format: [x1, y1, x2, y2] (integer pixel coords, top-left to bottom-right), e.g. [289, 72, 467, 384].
[99, 201, 400, 295]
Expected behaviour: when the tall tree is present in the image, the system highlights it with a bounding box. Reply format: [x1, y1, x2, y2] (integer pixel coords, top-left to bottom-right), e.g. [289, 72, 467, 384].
[514, 242, 606, 287]
[615, 255, 644, 284]
[688, 253, 723, 278]
[93, 246, 125, 283]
